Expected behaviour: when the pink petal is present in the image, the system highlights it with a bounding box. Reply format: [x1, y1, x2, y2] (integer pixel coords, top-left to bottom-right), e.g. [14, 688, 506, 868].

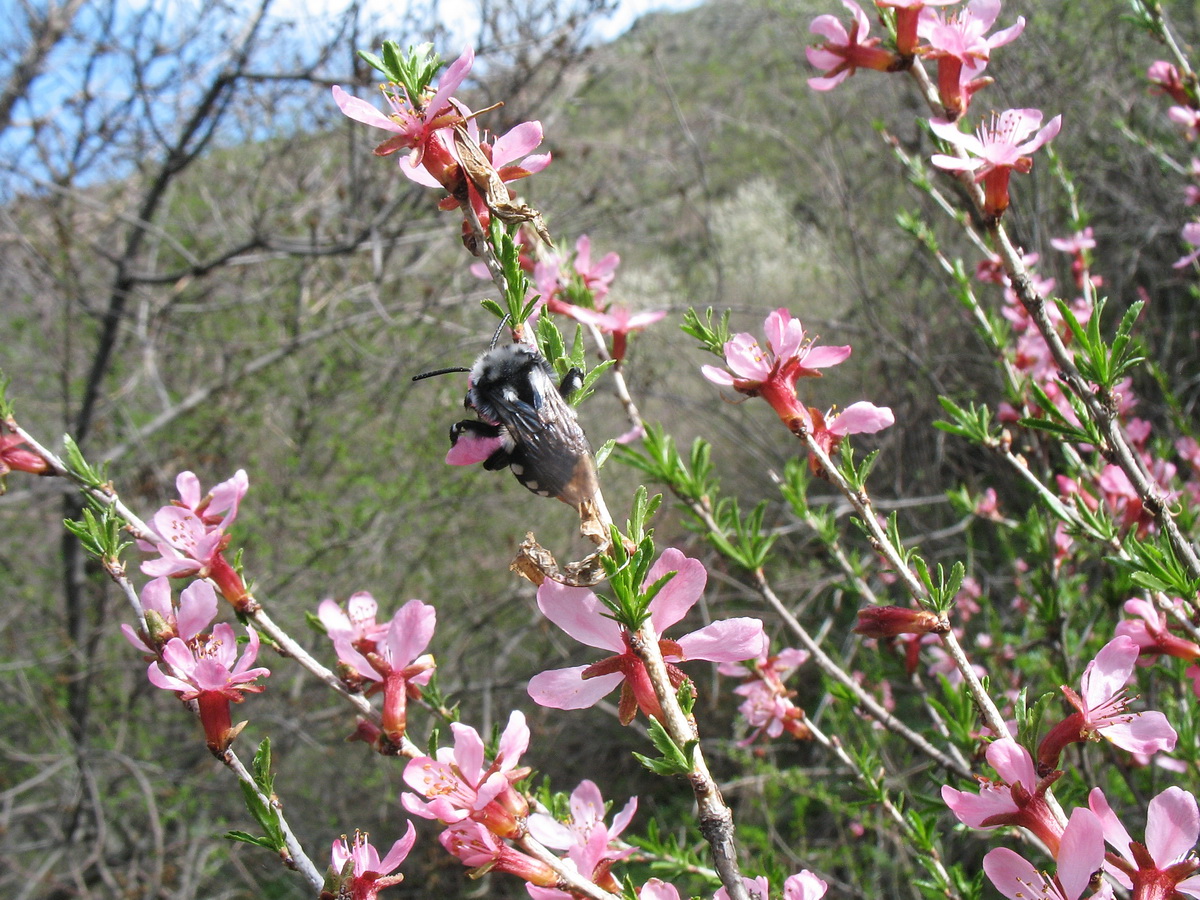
[491, 121, 543, 167]
[1088, 787, 1137, 867]
[676, 618, 767, 662]
[527, 666, 623, 709]
[446, 430, 504, 466]
[829, 401, 894, 435]
[1146, 787, 1200, 866]
[1081, 636, 1138, 710]
[332, 86, 402, 132]
[1057, 808, 1104, 900]
[986, 738, 1038, 790]
[798, 344, 851, 369]
[176, 579, 218, 640]
[1100, 710, 1177, 755]
[646, 549, 707, 632]
[537, 579, 624, 651]
[702, 365, 735, 386]
[425, 46, 474, 120]
[982, 847, 1041, 900]
[386, 599, 437, 667]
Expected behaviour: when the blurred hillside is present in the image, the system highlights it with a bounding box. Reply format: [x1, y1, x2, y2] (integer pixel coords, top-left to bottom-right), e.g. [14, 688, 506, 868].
[2, 0, 1198, 896]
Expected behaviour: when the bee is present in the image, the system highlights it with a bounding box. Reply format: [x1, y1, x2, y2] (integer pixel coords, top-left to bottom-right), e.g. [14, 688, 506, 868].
[414, 341, 601, 510]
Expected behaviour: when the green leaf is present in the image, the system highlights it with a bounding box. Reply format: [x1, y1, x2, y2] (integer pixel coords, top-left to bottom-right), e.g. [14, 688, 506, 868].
[633, 717, 695, 776]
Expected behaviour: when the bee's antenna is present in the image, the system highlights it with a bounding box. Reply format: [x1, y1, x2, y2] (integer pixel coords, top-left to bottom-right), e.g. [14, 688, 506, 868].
[489, 316, 511, 349]
[412, 366, 471, 382]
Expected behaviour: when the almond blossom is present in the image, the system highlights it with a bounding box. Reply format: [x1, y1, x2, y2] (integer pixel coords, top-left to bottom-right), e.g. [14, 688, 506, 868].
[147, 623, 270, 752]
[561, 305, 667, 362]
[1037, 635, 1177, 772]
[1088, 786, 1200, 899]
[806, 0, 901, 91]
[719, 647, 812, 745]
[439, 819, 557, 886]
[402, 710, 531, 838]
[701, 308, 851, 432]
[122, 577, 218, 654]
[140, 470, 251, 607]
[1115, 597, 1200, 663]
[917, 0, 1025, 116]
[332, 598, 436, 743]
[526, 780, 637, 899]
[533, 234, 621, 313]
[785, 871, 829, 900]
[332, 47, 474, 187]
[929, 108, 1062, 218]
[983, 806, 1111, 900]
[942, 737, 1066, 855]
[527, 548, 767, 725]
[329, 823, 417, 900]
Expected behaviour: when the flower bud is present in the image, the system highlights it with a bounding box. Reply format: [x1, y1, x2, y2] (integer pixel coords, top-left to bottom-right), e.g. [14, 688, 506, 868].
[853, 606, 947, 639]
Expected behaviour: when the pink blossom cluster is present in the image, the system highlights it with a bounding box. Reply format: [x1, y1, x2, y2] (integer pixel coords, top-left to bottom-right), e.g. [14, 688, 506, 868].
[701, 307, 894, 466]
[718, 647, 813, 746]
[138, 469, 251, 608]
[943, 633, 1187, 899]
[946, 736, 1200, 899]
[1144, 60, 1200, 266]
[320, 593, 437, 748]
[808, 0, 1060, 218]
[333, 47, 550, 239]
[123, 471, 268, 753]
[974, 245, 1197, 542]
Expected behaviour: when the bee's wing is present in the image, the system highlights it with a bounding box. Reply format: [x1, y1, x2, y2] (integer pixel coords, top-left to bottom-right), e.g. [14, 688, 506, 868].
[495, 388, 594, 502]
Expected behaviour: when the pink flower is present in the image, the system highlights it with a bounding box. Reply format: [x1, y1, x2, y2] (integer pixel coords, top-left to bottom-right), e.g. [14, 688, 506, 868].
[1037, 635, 1177, 772]
[561, 305, 667, 362]
[402, 711, 531, 838]
[1115, 597, 1200, 663]
[702, 308, 851, 432]
[526, 780, 637, 897]
[723, 647, 811, 745]
[1088, 786, 1200, 898]
[804, 401, 895, 461]
[319, 591, 390, 649]
[527, 548, 767, 725]
[917, 0, 1025, 116]
[533, 234, 621, 314]
[942, 737, 1066, 855]
[405, 113, 551, 232]
[332, 599, 436, 742]
[147, 623, 270, 751]
[983, 807, 1109, 900]
[930, 108, 1062, 217]
[122, 577, 218, 654]
[1173, 222, 1200, 269]
[139, 470, 251, 606]
[170, 469, 248, 529]
[875, 0, 959, 56]
[329, 823, 417, 900]
[784, 871, 828, 900]
[806, 0, 901, 91]
[1149, 60, 1193, 106]
[0, 432, 49, 475]
[439, 820, 557, 886]
[332, 47, 474, 186]
[1170, 106, 1200, 140]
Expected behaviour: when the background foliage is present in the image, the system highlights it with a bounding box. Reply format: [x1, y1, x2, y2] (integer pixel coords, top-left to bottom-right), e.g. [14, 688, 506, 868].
[2, 0, 1199, 897]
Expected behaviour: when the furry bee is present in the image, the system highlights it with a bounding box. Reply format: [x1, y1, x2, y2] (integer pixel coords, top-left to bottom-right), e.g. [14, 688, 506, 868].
[415, 342, 601, 509]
